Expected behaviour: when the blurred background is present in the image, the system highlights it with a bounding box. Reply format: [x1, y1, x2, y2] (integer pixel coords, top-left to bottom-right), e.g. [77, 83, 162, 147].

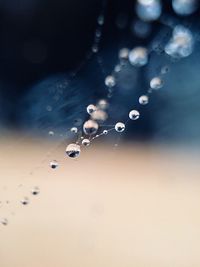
[0, 0, 200, 143]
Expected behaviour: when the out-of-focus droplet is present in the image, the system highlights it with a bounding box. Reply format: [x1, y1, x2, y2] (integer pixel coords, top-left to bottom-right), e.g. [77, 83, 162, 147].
[136, 0, 162, 21]
[31, 187, 40, 196]
[139, 95, 149, 105]
[129, 47, 148, 67]
[20, 197, 29, 205]
[150, 77, 164, 89]
[105, 75, 116, 87]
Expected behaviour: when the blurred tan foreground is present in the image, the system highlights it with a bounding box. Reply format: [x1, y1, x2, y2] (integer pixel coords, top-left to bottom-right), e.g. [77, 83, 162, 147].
[0, 136, 200, 267]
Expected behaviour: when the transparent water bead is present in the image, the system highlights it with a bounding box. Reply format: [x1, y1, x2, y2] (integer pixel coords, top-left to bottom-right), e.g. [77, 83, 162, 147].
[129, 47, 148, 67]
[83, 120, 99, 135]
[82, 139, 90, 147]
[31, 187, 40, 196]
[50, 160, 59, 169]
[87, 104, 97, 115]
[70, 127, 78, 134]
[20, 197, 29, 205]
[66, 143, 81, 158]
[150, 77, 164, 89]
[103, 130, 108, 135]
[105, 75, 116, 87]
[129, 110, 140, 120]
[139, 95, 149, 105]
[115, 122, 126, 132]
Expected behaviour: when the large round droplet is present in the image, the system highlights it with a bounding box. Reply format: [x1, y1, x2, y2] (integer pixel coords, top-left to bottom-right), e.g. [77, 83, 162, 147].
[66, 143, 81, 158]
[83, 120, 99, 135]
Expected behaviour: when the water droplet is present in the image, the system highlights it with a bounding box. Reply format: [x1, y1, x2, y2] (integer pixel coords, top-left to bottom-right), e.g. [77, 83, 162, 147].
[105, 75, 116, 87]
[20, 197, 29, 205]
[129, 47, 148, 67]
[50, 160, 59, 169]
[66, 144, 81, 158]
[1, 218, 8, 226]
[82, 139, 90, 147]
[87, 104, 97, 115]
[83, 120, 99, 135]
[70, 127, 78, 134]
[150, 77, 164, 89]
[129, 110, 140, 120]
[31, 187, 40, 196]
[115, 122, 125, 132]
[139, 95, 149, 105]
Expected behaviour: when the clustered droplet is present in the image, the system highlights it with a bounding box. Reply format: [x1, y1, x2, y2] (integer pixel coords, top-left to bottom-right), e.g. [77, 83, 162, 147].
[129, 47, 148, 67]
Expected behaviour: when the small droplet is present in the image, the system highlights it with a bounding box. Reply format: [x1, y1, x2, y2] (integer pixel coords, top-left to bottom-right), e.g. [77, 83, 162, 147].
[50, 160, 59, 169]
[118, 48, 129, 60]
[87, 104, 97, 115]
[115, 122, 125, 132]
[129, 110, 140, 120]
[70, 127, 78, 134]
[1, 218, 8, 226]
[105, 75, 116, 88]
[66, 144, 81, 158]
[139, 95, 149, 105]
[31, 187, 40, 196]
[150, 77, 164, 90]
[82, 139, 90, 147]
[48, 131, 54, 136]
[103, 130, 108, 135]
[20, 197, 29, 205]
